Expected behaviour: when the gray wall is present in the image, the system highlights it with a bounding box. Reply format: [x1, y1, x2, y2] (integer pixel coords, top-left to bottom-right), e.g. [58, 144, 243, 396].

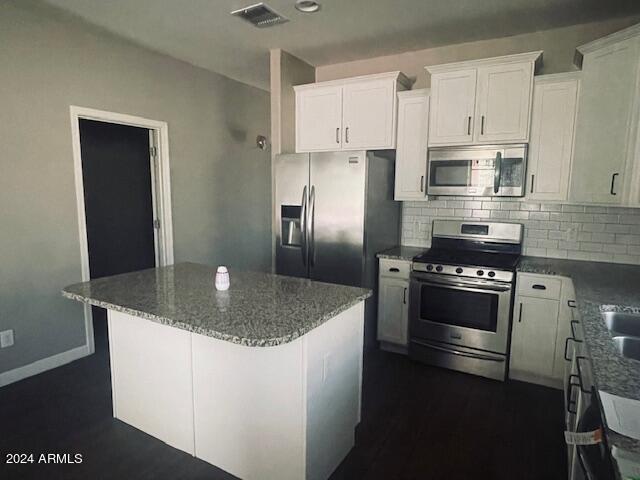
[316, 16, 640, 87]
[0, 1, 271, 375]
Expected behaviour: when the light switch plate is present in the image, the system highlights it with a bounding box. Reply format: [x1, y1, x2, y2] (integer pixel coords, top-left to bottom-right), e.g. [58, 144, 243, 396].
[0, 329, 14, 348]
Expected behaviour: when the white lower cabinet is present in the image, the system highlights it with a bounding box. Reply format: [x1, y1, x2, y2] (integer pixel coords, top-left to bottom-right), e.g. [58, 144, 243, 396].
[511, 295, 559, 382]
[377, 258, 410, 352]
[510, 273, 574, 388]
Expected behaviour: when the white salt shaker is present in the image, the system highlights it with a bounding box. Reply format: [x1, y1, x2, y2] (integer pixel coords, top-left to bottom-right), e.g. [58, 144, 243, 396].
[215, 266, 230, 291]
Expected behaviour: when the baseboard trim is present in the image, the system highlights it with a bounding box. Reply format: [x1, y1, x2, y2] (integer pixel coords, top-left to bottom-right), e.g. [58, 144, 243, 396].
[0, 344, 91, 388]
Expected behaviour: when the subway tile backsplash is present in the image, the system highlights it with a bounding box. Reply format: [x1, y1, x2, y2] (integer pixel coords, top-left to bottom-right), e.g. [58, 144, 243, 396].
[401, 197, 640, 265]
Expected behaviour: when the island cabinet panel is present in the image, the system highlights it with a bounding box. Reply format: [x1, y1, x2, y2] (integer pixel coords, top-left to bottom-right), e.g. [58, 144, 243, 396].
[107, 311, 195, 455]
[191, 301, 364, 480]
[305, 301, 363, 480]
[192, 334, 306, 480]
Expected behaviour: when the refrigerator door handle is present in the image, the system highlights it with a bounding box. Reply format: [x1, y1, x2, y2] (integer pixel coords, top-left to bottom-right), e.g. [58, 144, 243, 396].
[300, 186, 307, 266]
[309, 185, 316, 267]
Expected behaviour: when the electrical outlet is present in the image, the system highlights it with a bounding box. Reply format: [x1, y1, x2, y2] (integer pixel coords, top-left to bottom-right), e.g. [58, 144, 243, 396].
[0, 329, 14, 348]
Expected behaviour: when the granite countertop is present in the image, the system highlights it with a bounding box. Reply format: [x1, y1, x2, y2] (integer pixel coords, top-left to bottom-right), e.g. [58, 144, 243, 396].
[63, 262, 371, 347]
[377, 245, 427, 262]
[518, 256, 640, 457]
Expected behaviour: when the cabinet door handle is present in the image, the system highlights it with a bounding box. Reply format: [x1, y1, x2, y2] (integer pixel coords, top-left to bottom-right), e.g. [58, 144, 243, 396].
[481, 115, 485, 135]
[336, 127, 340, 144]
[610, 173, 619, 195]
[518, 302, 523, 323]
[403, 287, 407, 305]
[564, 337, 575, 361]
[530, 174, 535, 194]
[420, 175, 425, 192]
[389, 267, 400, 272]
[532, 284, 546, 290]
[467, 116, 471, 135]
[568, 300, 576, 308]
[345, 126, 349, 143]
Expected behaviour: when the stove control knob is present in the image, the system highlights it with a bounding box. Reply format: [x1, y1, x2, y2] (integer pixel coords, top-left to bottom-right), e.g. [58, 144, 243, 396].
[488, 271, 496, 278]
[435, 265, 443, 272]
[455, 267, 463, 274]
[426, 264, 433, 271]
[477, 270, 484, 276]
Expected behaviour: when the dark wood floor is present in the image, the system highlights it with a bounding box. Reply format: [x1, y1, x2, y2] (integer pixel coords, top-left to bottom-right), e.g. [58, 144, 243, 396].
[1, 320, 567, 480]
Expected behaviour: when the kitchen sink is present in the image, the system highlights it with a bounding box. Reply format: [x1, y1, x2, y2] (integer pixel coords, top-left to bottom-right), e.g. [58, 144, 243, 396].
[602, 311, 640, 337]
[612, 336, 640, 361]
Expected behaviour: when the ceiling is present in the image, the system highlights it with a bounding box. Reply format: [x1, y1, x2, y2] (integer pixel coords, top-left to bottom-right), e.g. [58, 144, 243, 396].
[41, 0, 640, 90]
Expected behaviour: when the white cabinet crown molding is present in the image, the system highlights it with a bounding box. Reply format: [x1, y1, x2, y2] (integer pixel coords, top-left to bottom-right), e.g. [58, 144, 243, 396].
[425, 51, 543, 75]
[293, 71, 412, 92]
[533, 71, 582, 84]
[575, 22, 640, 67]
[398, 88, 429, 98]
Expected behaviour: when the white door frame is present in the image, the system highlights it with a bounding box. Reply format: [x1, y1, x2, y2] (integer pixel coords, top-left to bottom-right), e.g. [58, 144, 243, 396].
[70, 106, 175, 354]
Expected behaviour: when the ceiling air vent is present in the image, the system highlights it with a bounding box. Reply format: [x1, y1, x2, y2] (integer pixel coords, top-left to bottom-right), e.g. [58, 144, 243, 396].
[231, 3, 289, 28]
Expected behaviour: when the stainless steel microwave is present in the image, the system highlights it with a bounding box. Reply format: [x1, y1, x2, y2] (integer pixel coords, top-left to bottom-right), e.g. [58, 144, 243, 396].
[427, 144, 527, 197]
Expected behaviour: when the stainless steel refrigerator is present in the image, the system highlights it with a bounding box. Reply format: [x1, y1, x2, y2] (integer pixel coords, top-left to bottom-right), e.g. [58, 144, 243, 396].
[275, 150, 401, 347]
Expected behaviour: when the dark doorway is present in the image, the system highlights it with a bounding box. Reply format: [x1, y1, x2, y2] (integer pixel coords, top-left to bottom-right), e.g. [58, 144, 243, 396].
[79, 119, 157, 352]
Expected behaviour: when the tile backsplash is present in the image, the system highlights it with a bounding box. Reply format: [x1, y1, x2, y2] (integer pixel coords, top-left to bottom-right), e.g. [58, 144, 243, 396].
[401, 198, 640, 265]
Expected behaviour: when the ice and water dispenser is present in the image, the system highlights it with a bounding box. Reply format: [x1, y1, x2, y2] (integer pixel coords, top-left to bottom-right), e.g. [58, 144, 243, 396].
[281, 205, 302, 247]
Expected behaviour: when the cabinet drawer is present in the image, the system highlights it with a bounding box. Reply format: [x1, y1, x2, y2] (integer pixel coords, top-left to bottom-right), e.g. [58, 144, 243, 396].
[379, 259, 411, 279]
[517, 274, 562, 300]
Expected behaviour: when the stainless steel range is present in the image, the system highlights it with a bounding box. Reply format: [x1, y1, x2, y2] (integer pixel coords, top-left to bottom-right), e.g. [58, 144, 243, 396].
[409, 220, 523, 381]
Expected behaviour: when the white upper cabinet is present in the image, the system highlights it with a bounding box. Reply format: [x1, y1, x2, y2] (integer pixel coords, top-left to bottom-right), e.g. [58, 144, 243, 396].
[342, 79, 396, 149]
[475, 62, 533, 143]
[295, 84, 343, 152]
[395, 89, 430, 200]
[294, 72, 410, 153]
[527, 73, 580, 202]
[426, 51, 541, 147]
[428, 69, 476, 145]
[570, 26, 640, 205]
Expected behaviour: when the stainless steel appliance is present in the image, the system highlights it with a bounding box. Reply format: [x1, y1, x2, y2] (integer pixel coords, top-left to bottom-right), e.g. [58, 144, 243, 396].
[563, 312, 614, 480]
[274, 151, 401, 346]
[409, 220, 523, 381]
[427, 144, 527, 197]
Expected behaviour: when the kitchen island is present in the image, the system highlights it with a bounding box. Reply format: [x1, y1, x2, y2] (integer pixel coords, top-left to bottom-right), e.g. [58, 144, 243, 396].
[63, 262, 371, 480]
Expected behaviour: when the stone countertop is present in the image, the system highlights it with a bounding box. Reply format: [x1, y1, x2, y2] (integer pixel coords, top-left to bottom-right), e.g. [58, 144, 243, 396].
[377, 246, 427, 262]
[63, 262, 371, 347]
[518, 256, 640, 458]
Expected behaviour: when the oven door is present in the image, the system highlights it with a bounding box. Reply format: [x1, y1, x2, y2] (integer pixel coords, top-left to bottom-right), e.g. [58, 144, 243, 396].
[409, 272, 513, 354]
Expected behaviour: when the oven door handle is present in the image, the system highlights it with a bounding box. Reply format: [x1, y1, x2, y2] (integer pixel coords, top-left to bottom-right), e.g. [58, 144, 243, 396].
[412, 276, 512, 293]
[411, 339, 505, 363]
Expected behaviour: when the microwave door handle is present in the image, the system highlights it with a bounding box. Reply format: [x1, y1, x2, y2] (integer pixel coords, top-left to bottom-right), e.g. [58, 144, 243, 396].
[493, 151, 502, 194]
[300, 186, 307, 266]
